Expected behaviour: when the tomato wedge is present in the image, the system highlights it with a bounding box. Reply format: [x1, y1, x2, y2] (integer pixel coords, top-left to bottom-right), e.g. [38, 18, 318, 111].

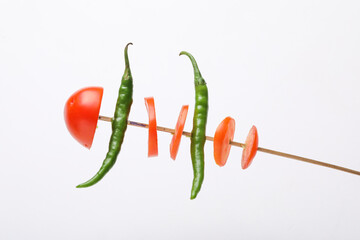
[145, 97, 158, 157]
[170, 105, 189, 160]
[241, 125, 259, 169]
[64, 87, 103, 149]
[213, 117, 235, 166]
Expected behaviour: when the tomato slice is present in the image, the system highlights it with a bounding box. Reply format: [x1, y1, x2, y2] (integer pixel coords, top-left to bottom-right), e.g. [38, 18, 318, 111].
[170, 105, 189, 160]
[213, 117, 235, 166]
[241, 126, 259, 169]
[145, 97, 158, 157]
[64, 87, 103, 149]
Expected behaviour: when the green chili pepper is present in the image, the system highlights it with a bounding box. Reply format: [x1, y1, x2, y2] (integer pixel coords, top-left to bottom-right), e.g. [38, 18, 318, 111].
[180, 51, 209, 199]
[77, 43, 133, 188]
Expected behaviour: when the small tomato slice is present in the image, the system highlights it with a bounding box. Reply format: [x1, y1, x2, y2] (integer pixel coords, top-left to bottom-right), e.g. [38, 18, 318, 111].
[213, 117, 235, 167]
[145, 97, 158, 157]
[241, 126, 259, 169]
[64, 87, 103, 149]
[170, 105, 189, 160]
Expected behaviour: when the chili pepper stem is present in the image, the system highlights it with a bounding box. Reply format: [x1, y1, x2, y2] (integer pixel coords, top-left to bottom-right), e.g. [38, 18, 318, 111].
[98, 115, 360, 176]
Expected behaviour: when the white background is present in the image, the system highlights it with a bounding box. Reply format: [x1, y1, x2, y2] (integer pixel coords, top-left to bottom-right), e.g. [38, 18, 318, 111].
[1, 0, 360, 239]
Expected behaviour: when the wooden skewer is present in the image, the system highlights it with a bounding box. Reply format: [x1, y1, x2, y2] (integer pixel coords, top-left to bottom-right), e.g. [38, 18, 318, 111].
[99, 115, 360, 176]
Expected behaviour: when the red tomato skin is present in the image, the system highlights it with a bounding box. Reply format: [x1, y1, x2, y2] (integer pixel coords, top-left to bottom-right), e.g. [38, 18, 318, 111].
[145, 97, 158, 157]
[241, 125, 259, 169]
[64, 87, 103, 149]
[170, 105, 189, 160]
[213, 117, 235, 167]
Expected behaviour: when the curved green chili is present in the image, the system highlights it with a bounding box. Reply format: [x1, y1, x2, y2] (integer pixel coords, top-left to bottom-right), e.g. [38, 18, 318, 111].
[180, 51, 208, 199]
[77, 43, 133, 188]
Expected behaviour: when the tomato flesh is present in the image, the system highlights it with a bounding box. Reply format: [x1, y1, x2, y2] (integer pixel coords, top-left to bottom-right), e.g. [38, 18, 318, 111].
[213, 117, 235, 167]
[145, 97, 158, 157]
[64, 87, 103, 149]
[241, 125, 259, 169]
[170, 105, 189, 160]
